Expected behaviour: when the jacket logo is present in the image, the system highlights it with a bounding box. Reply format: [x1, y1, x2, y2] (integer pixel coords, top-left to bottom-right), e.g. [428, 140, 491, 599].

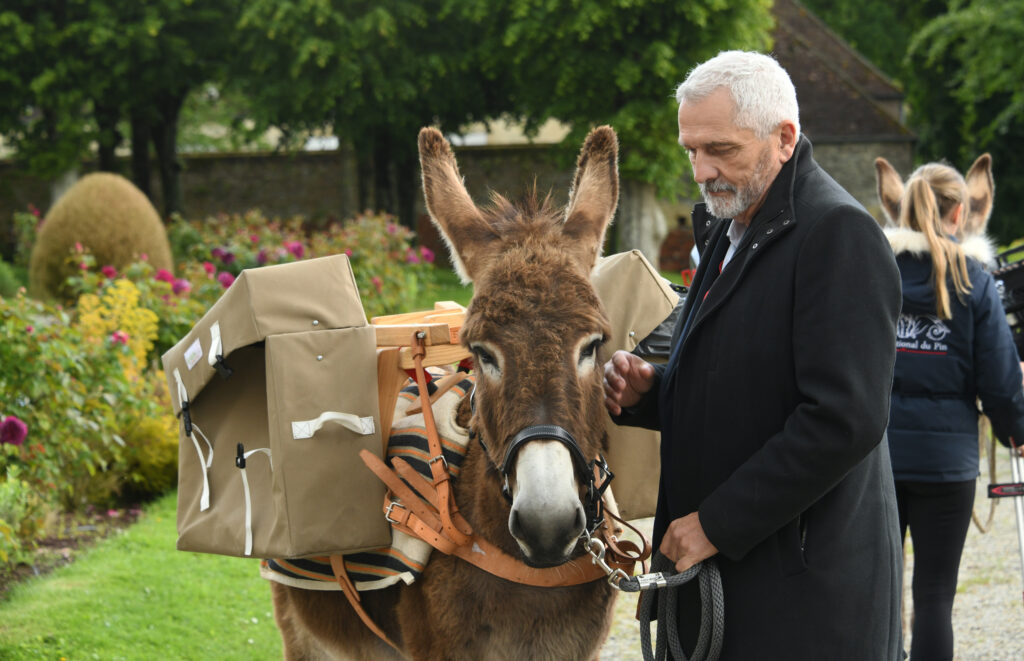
[896, 313, 950, 354]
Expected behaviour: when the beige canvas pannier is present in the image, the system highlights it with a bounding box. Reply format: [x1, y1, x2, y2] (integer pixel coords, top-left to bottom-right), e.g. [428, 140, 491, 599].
[162, 254, 391, 558]
[593, 250, 679, 520]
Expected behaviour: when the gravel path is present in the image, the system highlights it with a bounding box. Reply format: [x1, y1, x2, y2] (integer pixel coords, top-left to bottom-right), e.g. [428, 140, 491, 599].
[600, 449, 1024, 660]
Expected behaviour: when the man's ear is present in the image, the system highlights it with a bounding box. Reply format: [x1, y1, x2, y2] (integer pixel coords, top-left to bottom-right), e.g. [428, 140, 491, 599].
[778, 121, 797, 162]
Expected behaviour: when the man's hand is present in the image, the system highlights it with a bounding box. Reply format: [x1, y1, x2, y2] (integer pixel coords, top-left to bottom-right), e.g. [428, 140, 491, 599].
[660, 512, 719, 573]
[602, 350, 655, 416]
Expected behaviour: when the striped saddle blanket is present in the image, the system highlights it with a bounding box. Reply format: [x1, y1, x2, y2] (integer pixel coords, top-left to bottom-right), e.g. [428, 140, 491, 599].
[260, 373, 474, 592]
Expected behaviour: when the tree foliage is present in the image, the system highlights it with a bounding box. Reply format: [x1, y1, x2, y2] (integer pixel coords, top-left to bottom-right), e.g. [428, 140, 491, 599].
[0, 1, 241, 215]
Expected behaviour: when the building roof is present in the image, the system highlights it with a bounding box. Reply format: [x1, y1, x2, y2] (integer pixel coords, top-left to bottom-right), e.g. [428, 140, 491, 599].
[772, 0, 915, 143]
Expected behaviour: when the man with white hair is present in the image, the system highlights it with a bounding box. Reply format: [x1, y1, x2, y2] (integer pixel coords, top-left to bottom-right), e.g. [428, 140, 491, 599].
[604, 51, 904, 659]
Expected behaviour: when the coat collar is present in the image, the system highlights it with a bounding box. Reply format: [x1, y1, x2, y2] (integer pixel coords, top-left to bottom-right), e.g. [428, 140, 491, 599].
[884, 226, 997, 268]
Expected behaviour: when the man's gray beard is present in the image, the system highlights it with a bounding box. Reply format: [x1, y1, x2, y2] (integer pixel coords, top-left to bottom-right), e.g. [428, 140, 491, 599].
[699, 148, 773, 219]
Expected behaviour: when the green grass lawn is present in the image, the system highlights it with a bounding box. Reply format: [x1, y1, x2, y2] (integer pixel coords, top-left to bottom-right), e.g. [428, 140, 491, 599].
[0, 492, 283, 660]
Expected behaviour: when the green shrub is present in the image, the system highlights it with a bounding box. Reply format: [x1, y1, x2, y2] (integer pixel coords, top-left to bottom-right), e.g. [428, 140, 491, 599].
[0, 257, 21, 297]
[168, 210, 438, 318]
[0, 290, 143, 511]
[0, 465, 43, 564]
[28, 172, 173, 301]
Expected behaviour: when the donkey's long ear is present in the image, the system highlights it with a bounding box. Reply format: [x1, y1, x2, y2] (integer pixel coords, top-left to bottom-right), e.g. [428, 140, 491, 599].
[419, 127, 499, 283]
[962, 153, 995, 239]
[874, 157, 904, 226]
[563, 126, 619, 272]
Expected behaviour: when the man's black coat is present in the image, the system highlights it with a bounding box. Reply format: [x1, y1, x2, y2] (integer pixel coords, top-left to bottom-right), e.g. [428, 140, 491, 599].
[618, 137, 904, 659]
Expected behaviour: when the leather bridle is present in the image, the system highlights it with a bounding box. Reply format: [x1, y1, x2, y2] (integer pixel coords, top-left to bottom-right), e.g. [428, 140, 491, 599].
[471, 387, 614, 534]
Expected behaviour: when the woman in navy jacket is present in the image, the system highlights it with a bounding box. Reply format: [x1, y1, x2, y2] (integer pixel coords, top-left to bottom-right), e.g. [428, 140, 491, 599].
[878, 155, 1024, 660]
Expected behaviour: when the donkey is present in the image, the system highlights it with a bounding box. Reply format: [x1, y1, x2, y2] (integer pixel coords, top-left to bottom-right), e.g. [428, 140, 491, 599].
[269, 126, 623, 660]
[874, 153, 995, 254]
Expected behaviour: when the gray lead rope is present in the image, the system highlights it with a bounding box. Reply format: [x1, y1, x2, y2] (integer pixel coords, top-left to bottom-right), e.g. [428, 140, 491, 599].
[616, 552, 724, 661]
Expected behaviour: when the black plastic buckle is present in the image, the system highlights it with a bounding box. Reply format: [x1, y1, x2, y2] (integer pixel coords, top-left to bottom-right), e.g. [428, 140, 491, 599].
[180, 401, 193, 436]
[235, 443, 246, 469]
[213, 355, 233, 379]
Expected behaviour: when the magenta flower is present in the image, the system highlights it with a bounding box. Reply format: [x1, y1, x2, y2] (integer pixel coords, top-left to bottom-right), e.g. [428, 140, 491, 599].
[79, 262, 89, 271]
[0, 416, 28, 446]
[406, 248, 420, 264]
[28, 204, 40, 218]
[217, 272, 235, 288]
[110, 330, 130, 345]
[101, 265, 117, 279]
[172, 278, 192, 295]
[25, 325, 34, 334]
[211, 247, 226, 260]
[202, 261, 216, 276]
[285, 241, 305, 259]
[155, 269, 174, 284]
[250, 234, 260, 244]
[74, 242, 84, 252]
[386, 223, 398, 235]
[344, 248, 353, 257]
[371, 275, 383, 293]
[256, 249, 268, 265]
[419, 246, 435, 263]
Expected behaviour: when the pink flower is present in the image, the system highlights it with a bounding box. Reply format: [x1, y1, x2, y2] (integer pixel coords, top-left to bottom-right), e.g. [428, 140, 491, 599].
[285, 241, 305, 259]
[0, 416, 28, 446]
[110, 330, 130, 345]
[74, 242, 83, 252]
[106, 509, 120, 518]
[256, 249, 268, 265]
[211, 247, 226, 260]
[250, 234, 260, 244]
[139, 253, 149, 262]
[79, 262, 89, 271]
[386, 223, 398, 235]
[217, 272, 235, 288]
[172, 278, 191, 295]
[101, 265, 117, 279]
[371, 275, 383, 293]
[25, 325, 33, 334]
[28, 204, 40, 218]
[419, 246, 435, 263]
[155, 268, 174, 283]
[202, 261, 216, 276]
[405, 248, 420, 264]
[344, 248, 353, 257]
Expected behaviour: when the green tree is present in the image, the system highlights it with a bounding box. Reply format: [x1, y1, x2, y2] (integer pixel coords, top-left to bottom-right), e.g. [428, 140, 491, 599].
[0, 1, 241, 216]
[233, 0, 508, 227]
[907, 0, 1024, 242]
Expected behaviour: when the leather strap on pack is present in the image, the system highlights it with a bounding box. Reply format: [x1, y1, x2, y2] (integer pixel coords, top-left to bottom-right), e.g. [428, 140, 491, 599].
[328, 555, 403, 654]
[410, 332, 472, 546]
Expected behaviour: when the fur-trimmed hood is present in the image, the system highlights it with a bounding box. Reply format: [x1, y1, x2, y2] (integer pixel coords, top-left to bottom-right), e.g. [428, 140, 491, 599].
[884, 226, 997, 269]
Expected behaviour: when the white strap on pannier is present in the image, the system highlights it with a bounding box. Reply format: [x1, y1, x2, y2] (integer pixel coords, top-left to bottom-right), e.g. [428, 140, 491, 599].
[174, 368, 213, 511]
[236, 446, 272, 556]
[291, 411, 375, 439]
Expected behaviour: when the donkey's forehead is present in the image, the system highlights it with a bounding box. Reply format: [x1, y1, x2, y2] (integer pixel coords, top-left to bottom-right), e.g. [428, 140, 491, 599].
[464, 251, 609, 336]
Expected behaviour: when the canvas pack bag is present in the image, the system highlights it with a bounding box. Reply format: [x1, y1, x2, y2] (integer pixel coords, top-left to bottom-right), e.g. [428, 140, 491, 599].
[162, 254, 391, 559]
[592, 250, 680, 520]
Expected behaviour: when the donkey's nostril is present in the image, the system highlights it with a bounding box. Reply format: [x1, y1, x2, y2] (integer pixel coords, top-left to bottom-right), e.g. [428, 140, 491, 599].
[508, 509, 523, 541]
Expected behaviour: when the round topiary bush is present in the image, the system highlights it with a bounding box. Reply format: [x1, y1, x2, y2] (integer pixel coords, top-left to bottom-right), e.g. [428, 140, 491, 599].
[28, 172, 173, 299]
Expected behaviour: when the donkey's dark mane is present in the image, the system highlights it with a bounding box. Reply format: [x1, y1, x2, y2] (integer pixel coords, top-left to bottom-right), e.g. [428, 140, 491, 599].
[483, 188, 563, 234]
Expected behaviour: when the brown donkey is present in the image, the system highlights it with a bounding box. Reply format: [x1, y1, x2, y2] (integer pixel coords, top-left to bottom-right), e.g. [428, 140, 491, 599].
[270, 126, 623, 660]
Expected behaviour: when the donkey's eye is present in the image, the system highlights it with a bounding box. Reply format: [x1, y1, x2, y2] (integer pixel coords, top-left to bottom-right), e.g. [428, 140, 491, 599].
[474, 347, 497, 367]
[579, 338, 603, 363]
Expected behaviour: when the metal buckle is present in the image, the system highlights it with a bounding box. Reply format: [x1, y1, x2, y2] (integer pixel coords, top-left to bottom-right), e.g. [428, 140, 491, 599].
[384, 501, 407, 525]
[428, 454, 448, 470]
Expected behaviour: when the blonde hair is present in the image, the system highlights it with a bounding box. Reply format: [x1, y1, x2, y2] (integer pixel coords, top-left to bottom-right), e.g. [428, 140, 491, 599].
[899, 163, 972, 319]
